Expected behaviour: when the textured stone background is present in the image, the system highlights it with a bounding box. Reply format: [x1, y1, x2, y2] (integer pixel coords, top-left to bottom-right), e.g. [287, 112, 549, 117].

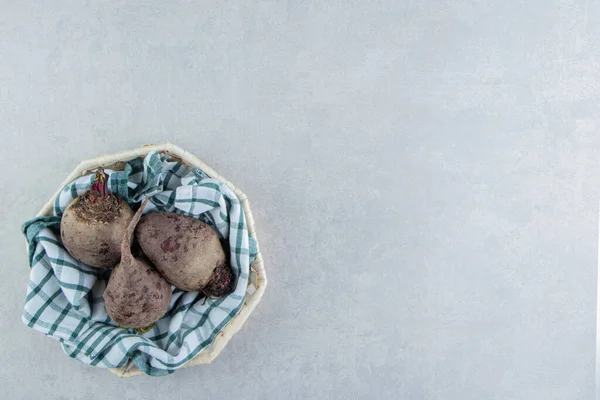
[0, 1, 597, 399]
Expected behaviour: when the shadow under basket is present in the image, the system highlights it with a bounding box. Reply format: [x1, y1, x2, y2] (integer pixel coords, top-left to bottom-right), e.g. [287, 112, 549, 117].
[27, 143, 267, 377]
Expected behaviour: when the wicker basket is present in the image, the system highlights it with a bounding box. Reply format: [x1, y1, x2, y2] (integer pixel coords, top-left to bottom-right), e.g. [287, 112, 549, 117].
[29, 143, 267, 377]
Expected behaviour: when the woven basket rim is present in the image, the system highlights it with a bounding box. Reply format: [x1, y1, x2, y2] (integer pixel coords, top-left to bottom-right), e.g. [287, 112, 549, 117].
[28, 143, 267, 378]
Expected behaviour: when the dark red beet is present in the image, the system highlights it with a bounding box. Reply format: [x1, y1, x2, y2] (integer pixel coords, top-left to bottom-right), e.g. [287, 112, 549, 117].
[60, 169, 134, 268]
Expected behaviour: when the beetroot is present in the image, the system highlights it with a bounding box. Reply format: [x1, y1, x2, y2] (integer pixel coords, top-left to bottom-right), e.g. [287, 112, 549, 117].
[135, 212, 233, 297]
[60, 169, 133, 268]
[104, 199, 172, 328]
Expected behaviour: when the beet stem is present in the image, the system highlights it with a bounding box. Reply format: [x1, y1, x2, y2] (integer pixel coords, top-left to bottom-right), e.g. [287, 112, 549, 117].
[93, 168, 108, 198]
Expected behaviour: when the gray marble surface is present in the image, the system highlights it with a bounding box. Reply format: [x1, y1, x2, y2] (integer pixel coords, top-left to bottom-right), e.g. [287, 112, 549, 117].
[0, 1, 597, 399]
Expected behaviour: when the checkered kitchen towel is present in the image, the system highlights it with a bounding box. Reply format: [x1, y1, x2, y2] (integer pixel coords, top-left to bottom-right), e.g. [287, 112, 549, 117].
[21, 151, 257, 376]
